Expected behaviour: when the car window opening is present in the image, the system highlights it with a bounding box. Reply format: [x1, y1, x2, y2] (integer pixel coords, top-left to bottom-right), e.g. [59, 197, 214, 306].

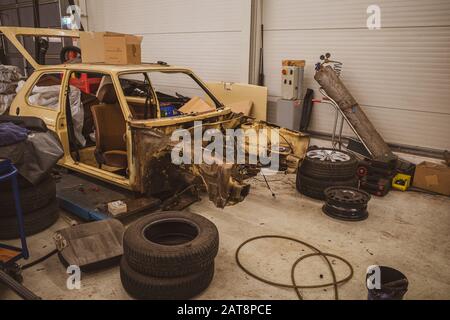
[119, 71, 220, 120]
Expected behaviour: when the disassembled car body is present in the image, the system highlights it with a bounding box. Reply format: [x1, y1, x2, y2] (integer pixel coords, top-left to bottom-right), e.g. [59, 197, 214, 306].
[1, 27, 310, 209]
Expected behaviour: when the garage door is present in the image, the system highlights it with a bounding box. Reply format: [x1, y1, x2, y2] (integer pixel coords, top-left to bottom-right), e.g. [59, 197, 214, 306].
[263, 0, 450, 152]
[85, 0, 252, 84]
[0, 0, 69, 76]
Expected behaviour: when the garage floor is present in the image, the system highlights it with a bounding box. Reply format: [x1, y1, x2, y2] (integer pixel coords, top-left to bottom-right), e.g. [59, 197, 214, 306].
[1, 153, 449, 300]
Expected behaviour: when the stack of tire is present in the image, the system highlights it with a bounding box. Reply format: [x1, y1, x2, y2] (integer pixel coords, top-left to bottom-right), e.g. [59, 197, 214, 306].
[120, 211, 219, 300]
[296, 148, 359, 200]
[0, 175, 59, 240]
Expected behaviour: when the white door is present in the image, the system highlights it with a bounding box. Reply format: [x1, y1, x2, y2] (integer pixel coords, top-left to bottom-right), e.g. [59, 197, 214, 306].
[262, 0, 450, 152]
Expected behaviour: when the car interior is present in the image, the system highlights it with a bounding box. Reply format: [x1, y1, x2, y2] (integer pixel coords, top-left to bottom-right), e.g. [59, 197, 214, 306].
[66, 72, 128, 177]
[65, 71, 219, 177]
[91, 84, 128, 170]
[119, 72, 218, 120]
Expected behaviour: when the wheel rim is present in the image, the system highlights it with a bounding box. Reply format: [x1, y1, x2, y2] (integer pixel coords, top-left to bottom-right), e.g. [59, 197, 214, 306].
[325, 187, 371, 205]
[323, 204, 369, 222]
[307, 149, 351, 163]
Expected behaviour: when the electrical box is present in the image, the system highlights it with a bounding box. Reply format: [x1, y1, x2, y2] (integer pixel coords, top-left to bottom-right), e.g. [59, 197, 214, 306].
[281, 60, 305, 100]
[275, 99, 303, 131]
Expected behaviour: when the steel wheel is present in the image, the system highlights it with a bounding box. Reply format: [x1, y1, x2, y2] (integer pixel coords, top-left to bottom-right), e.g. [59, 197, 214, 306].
[322, 204, 369, 222]
[325, 187, 371, 206]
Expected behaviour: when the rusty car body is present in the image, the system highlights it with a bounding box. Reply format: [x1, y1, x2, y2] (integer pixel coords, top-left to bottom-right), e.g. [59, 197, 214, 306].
[0, 27, 310, 208]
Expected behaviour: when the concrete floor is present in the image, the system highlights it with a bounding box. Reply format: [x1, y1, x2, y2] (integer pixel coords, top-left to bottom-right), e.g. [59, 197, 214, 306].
[1, 170, 449, 300]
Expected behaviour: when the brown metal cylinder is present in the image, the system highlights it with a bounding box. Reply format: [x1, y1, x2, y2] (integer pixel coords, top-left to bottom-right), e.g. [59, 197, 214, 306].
[315, 66, 396, 162]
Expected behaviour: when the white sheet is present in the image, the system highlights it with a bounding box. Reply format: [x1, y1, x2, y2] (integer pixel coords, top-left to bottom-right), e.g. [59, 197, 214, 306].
[16, 81, 86, 146]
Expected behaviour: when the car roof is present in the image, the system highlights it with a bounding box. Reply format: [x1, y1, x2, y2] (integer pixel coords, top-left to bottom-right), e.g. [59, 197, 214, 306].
[0, 27, 191, 74]
[39, 63, 192, 74]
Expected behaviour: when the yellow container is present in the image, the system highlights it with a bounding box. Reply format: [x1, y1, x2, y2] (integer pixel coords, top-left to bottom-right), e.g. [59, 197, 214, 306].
[392, 173, 412, 192]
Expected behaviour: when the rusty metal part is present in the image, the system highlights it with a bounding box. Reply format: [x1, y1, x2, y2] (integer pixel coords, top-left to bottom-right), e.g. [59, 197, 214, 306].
[315, 66, 396, 162]
[193, 163, 250, 208]
[131, 113, 310, 208]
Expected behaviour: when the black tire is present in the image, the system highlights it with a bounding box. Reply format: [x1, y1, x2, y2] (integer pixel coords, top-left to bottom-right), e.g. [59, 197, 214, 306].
[0, 176, 56, 216]
[0, 199, 59, 240]
[0, 175, 33, 192]
[120, 257, 214, 300]
[322, 204, 369, 222]
[60, 46, 81, 63]
[0, 173, 51, 192]
[123, 211, 219, 278]
[300, 148, 358, 181]
[296, 173, 359, 200]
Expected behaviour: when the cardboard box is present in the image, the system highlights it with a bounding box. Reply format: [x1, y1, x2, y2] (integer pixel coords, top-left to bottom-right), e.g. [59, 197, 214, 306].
[104, 34, 142, 65]
[228, 100, 253, 116]
[179, 97, 215, 114]
[413, 162, 450, 196]
[80, 31, 143, 65]
[79, 31, 106, 63]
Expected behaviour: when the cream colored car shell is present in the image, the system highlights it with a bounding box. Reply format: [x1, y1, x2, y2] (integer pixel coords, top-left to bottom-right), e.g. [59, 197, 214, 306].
[1, 27, 310, 206]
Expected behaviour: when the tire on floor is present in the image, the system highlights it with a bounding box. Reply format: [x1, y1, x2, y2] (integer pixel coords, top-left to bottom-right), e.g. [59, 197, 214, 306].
[120, 257, 215, 300]
[300, 148, 358, 181]
[296, 173, 359, 200]
[123, 211, 219, 278]
[0, 176, 56, 216]
[0, 199, 59, 240]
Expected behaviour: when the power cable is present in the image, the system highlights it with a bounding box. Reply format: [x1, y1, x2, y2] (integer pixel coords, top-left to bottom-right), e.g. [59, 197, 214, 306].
[21, 249, 58, 271]
[236, 235, 354, 300]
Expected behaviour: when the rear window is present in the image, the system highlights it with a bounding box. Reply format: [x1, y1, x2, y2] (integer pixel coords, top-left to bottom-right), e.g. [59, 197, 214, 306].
[26, 72, 64, 109]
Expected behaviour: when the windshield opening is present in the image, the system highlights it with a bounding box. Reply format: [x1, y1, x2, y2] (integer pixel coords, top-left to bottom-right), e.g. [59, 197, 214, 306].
[118, 71, 221, 120]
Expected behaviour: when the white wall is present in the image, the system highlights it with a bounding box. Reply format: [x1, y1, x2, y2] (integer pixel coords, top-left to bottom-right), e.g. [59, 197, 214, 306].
[263, 0, 450, 152]
[84, 0, 450, 152]
[85, 0, 251, 84]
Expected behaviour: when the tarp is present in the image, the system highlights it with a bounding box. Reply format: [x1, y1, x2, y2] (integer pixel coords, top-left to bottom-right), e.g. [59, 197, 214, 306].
[0, 65, 21, 83]
[0, 130, 64, 185]
[0, 122, 29, 147]
[0, 94, 15, 115]
[0, 65, 21, 115]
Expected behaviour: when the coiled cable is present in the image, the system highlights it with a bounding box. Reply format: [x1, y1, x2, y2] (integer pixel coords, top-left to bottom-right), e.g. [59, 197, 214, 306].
[236, 235, 354, 300]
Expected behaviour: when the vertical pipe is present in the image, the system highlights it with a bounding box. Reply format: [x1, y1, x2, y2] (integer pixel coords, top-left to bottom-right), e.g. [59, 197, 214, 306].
[32, 0, 41, 63]
[11, 173, 29, 260]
